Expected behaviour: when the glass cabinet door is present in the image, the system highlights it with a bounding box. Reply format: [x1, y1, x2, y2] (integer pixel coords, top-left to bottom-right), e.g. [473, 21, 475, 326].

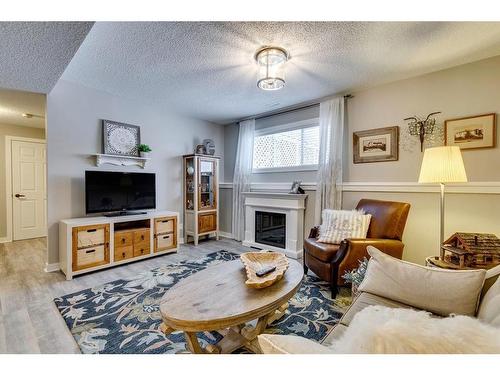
[198, 158, 216, 210]
[185, 157, 195, 210]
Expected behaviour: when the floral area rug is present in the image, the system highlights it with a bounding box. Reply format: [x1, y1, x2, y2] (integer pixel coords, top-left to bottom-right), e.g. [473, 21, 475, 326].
[54, 250, 346, 354]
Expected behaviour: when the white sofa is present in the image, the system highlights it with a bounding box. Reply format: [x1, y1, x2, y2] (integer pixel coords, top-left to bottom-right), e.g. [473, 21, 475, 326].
[258, 247, 500, 354]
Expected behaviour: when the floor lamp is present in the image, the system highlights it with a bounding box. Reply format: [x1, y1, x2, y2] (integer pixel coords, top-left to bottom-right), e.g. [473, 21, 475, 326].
[418, 146, 467, 252]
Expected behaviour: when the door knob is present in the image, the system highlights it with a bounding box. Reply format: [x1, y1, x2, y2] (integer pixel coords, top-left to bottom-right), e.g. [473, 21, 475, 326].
[15, 194, 25, 198]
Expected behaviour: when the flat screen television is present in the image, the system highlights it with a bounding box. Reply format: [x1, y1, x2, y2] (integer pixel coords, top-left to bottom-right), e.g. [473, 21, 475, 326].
[85, 171, 156, 215]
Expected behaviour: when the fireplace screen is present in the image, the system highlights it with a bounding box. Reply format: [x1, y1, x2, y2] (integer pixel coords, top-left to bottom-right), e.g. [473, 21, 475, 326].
[255, 211, 286, 249]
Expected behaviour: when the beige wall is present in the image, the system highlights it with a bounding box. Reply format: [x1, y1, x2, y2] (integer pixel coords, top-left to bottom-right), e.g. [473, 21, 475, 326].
[343, 55, 500, 264]
[221, 55, 500, 266]
[0, 123, 46, 239]
[346, 55, 500, 182]
[343, 191, 500, 265]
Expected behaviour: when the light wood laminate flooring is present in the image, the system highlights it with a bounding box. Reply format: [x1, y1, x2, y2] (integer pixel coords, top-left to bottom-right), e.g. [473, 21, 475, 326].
[0, 237, 247, 353]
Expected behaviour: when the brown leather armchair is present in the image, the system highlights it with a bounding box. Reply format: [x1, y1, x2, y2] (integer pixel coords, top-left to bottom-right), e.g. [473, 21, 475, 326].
[303, 199, 411, 298]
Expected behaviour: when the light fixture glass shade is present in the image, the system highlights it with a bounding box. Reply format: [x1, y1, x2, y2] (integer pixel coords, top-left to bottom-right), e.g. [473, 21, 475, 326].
[418, 146, 468, 183]
[255, 47, 288, 91]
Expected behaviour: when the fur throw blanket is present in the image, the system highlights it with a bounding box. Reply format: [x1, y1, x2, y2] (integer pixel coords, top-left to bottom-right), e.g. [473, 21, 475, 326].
[330, 306, 500, 354]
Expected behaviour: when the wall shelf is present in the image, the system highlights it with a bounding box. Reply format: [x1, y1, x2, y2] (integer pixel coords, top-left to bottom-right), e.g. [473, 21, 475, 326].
[93, 153, 150, 168]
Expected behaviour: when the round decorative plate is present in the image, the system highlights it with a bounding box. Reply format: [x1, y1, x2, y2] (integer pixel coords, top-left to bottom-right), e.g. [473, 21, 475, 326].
[105, 122, 139, 155]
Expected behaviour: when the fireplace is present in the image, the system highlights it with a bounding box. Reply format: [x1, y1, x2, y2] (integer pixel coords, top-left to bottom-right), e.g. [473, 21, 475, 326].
[242, 191, 307, 259]
[255, 211, 286, 249]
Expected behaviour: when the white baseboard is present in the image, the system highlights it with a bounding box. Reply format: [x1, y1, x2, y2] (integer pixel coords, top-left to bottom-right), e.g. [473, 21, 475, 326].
[219, 231, 234, 239]
[45, 262, 60, 272]
[0, 236, 11, 244]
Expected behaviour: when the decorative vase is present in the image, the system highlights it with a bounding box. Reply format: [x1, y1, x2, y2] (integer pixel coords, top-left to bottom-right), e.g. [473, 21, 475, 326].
[139, 151, 150, 158]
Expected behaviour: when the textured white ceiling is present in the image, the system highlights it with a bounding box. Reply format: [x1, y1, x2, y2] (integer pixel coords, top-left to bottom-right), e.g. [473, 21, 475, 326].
[61, 22, 500, 124]
[0, 88, 46, 128]
[0, 22, 94, 93]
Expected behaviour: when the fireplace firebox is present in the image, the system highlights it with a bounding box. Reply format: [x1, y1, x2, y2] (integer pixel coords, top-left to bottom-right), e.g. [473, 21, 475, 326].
[255, 211, 286, 249]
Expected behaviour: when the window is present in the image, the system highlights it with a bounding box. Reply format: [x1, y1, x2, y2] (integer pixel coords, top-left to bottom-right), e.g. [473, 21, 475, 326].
[252, 119, 320, 172]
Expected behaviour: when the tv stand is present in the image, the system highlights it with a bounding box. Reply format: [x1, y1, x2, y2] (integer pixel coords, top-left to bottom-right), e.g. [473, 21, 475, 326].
[104, 211, 147, 217]
[59, 210, 179, 280]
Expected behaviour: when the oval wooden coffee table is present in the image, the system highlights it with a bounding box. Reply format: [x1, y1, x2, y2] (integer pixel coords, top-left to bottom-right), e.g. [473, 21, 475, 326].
[160, 258, 303, 354]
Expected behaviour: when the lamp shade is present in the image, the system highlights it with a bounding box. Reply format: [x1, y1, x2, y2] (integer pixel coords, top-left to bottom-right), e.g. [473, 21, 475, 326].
[418, 146, 467, 183]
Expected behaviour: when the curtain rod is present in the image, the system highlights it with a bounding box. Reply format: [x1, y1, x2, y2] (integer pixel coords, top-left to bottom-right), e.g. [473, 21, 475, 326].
[254, 103, 318, 121]
[233, 94, 354, 124]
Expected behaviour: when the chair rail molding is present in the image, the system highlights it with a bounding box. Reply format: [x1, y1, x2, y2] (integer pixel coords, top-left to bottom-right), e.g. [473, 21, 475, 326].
[220, 182, 317, 191]
[220, 181, 500, 194]
[341, 181, 500, 194]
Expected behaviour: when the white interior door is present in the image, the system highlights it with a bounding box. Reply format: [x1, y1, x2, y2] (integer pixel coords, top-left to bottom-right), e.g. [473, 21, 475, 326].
[11, 140, 47, 240]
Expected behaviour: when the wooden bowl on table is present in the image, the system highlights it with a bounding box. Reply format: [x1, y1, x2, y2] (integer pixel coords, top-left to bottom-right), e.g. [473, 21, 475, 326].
[240, 251, 289, 289]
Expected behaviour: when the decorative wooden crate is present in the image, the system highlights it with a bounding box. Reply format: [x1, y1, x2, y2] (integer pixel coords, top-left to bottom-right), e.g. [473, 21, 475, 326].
[72, 224, 110, 271]
[154, 216, 177, 252]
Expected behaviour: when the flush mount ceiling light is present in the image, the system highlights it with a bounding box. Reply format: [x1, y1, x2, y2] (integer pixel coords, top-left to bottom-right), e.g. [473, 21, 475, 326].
[255, 46, 289, 91]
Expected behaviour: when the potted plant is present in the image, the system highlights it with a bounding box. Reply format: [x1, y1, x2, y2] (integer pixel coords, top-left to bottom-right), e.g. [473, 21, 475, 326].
[138, 144, 152, 157]
[342, 257, 369, 298]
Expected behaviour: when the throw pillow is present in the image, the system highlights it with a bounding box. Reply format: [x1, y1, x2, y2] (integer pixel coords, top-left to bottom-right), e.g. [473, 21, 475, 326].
[317, 209, 371, 244]
[478, 273, 500, 328]
[481, 263, 500, 298]
[358, 246, 486, 316]
[329, 305, 500, 354]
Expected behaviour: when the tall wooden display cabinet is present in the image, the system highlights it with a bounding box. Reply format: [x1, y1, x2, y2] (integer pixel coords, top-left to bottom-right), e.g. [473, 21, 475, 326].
[183, 154, 219, 245]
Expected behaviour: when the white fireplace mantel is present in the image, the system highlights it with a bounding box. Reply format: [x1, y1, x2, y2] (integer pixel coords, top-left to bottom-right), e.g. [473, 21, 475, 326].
[242, 191, 307, 259]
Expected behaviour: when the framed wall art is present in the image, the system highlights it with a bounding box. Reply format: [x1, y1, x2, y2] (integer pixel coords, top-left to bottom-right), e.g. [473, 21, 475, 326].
[444, 113, 496, 150]
[102, 119, 141, 156]
[353, 126, 399, 164]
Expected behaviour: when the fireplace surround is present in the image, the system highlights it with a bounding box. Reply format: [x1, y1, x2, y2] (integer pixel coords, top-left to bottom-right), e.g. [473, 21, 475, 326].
[242, 192, 307, 259]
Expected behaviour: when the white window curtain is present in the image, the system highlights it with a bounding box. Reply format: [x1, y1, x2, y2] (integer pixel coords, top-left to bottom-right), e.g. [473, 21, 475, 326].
[232, 119, 255, 241]
[314, 97, 345, 224]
